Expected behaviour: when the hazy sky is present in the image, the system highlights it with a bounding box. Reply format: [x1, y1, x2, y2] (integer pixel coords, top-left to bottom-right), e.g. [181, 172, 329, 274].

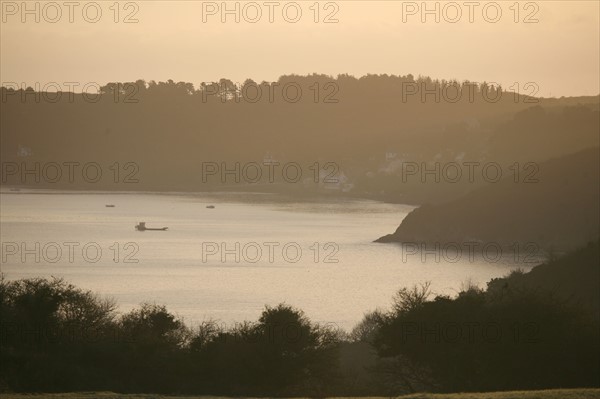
[1, 0, 599, 97]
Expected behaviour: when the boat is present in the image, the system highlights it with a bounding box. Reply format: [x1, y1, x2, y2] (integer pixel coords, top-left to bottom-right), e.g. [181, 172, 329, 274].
[135, 222, 168, 231]
[206, 205, 215, 209]
[105, 204, 115, 207]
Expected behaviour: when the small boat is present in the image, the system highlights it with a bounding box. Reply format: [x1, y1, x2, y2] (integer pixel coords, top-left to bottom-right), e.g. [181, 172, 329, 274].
[135, 222, 168, 231]
[206, 205, 215, 209]
[105, 204, 115, 207]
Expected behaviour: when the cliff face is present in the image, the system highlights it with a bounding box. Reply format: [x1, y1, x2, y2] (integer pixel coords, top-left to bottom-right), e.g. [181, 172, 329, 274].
[376, 148, 600, 251]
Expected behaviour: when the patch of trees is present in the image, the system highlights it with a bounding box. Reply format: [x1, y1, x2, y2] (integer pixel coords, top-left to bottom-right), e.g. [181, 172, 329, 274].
[4, 74, 597, 197]
[1, 242, 598, 394]
[0, 278, 339, 395]
[365, 241, 600, 392]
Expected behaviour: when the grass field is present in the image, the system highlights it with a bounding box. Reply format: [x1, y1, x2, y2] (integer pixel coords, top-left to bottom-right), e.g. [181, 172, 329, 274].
[2, 388, 600, 399]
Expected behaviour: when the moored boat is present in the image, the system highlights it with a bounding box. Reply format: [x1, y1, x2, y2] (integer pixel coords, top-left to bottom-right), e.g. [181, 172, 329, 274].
[135, 221, 168, 231]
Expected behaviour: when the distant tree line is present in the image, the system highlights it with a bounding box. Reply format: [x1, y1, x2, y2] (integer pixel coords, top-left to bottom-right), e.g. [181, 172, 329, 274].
[2, 74, 509, 105]
[1, 74, 598, 202]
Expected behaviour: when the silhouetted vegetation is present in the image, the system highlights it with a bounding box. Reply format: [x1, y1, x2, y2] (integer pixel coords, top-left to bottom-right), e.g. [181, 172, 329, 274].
[0, 277, 339, 395]
[369, 241, 600, 392]
[1, 242, 599, 395]
[1, 75, 598, 204]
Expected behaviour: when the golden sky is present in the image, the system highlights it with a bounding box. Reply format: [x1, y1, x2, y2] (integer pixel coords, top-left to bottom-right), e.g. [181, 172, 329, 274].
[1, 0, 599, 97]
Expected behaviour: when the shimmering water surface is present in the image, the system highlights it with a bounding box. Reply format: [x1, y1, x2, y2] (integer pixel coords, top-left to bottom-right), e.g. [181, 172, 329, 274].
[0, 190, 536, 330]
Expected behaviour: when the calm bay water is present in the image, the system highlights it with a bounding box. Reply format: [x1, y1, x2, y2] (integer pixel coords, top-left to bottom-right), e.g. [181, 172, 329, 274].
[0, 189, 536, 330]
